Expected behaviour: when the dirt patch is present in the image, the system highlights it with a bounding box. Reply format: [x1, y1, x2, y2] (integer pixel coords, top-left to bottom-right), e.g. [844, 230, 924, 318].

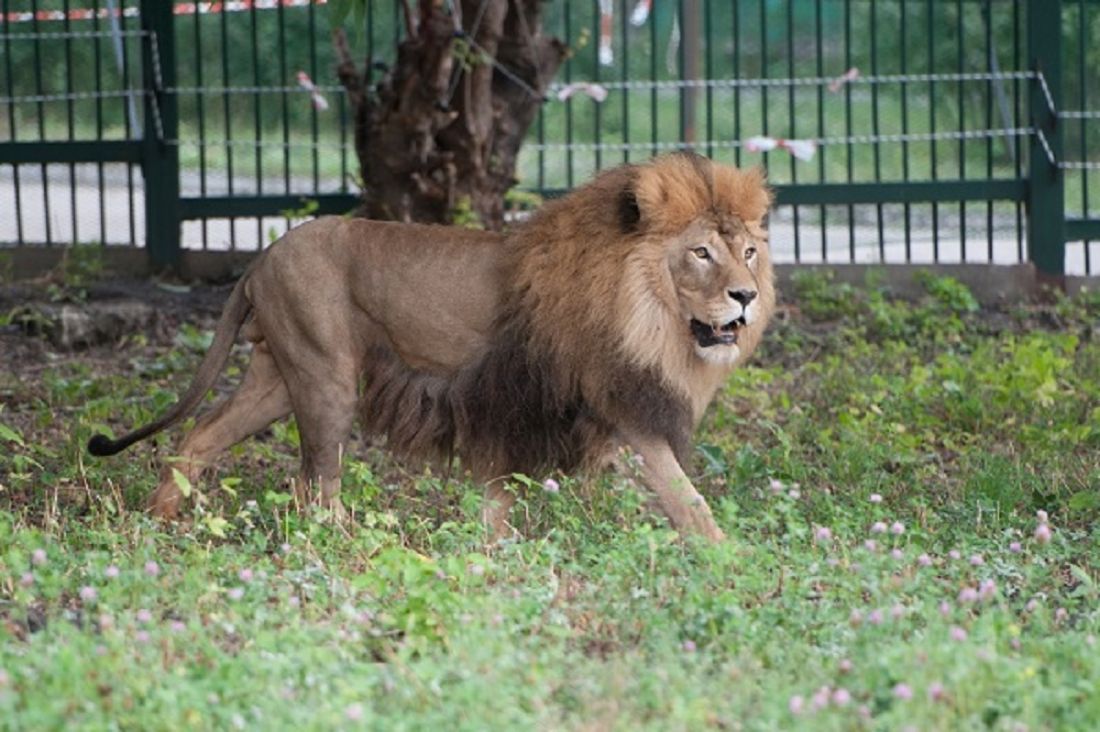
[1, 278, 230, 373]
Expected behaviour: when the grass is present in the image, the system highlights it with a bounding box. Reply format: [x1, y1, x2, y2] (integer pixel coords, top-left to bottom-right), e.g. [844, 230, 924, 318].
[1, 274, 1099, 729]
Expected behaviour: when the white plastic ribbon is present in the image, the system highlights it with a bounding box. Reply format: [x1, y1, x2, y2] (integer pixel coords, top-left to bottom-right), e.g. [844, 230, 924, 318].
[828, 67, 860, 93]
[556, 82, 610, 103]
[296, 70, 329, 111]
[744, 136, 818, 161]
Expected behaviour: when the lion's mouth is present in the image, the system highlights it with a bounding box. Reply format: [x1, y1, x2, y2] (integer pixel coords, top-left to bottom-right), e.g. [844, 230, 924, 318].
[690, 317, 745, 348]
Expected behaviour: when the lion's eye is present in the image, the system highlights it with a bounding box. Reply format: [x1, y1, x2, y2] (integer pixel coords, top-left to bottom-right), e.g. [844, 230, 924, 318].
[744, 247, 757, 260]
[692, 246, 711, 260]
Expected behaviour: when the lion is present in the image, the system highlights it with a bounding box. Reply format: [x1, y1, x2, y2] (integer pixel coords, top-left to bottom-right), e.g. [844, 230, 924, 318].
[88, 152, 774, 543]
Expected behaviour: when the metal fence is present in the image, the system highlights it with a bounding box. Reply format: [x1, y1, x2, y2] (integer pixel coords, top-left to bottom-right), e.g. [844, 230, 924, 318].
[1, 0, 1097, 276]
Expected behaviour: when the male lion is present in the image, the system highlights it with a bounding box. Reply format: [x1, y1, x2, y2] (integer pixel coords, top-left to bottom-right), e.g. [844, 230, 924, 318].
[88, 153, 774, 542]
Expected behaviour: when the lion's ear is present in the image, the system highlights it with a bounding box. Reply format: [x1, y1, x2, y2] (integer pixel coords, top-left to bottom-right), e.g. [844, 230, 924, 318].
[618, 187, 642, 233]
[632, 154, 706, 232]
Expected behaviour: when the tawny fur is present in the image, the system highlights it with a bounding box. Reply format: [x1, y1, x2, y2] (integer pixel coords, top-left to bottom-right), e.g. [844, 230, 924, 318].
[87, 153, 775, 542]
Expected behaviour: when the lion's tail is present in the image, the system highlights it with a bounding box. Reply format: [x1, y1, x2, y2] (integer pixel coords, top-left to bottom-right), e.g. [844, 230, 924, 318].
[86, 262, 257, 458]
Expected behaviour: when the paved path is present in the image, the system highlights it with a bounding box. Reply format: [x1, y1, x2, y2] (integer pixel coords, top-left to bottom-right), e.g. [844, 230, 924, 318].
[2, 166, 1095, 274]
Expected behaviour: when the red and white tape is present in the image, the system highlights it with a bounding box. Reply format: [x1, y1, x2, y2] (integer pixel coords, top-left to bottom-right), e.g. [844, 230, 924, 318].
[1, 0, 327, 25]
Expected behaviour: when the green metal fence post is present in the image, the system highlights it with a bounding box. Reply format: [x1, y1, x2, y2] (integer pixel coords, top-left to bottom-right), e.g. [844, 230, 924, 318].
[1026, 0, 1064, 279]
[140, 0, 180, 270]
[680, 0, 700, 147]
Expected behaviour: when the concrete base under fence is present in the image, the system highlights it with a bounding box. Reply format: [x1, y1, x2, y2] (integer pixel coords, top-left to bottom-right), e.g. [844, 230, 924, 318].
[2, 247, 1096, 305]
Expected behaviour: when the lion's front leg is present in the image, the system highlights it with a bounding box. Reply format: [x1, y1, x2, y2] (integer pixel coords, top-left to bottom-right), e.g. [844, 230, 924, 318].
[482, 479, 518, 543]
[291, 474, 348, 521]
[623, 433, 725, 543]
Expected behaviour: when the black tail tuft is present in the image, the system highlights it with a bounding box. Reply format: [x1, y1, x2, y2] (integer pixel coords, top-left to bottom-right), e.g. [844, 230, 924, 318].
[87, 433, 123, 457]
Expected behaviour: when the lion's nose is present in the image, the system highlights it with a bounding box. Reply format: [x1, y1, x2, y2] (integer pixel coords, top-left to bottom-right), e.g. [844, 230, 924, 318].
[728, 288, 757, 306]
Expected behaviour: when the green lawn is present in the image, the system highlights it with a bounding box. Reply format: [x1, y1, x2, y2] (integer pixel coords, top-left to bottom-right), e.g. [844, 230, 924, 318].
[1, 273, 1099, 730]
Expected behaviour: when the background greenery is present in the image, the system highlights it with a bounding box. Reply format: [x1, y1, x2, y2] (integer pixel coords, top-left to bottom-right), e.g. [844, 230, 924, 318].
[2, 0, 1097, 212]
[1, 274, 1098, 729]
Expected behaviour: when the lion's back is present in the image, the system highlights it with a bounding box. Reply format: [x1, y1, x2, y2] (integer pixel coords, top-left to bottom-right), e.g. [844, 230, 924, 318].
[251, 216, 508, 376]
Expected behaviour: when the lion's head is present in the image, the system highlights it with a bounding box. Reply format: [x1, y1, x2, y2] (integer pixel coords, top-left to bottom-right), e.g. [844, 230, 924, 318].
[598, 153, 773, 378]
[504, 152, 773, 426]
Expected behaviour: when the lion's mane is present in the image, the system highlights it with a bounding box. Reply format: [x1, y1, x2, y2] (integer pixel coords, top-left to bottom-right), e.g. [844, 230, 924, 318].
[362, 154, 774, 480]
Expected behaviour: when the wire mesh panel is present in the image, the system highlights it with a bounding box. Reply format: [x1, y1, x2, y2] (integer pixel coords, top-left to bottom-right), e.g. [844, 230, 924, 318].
[171, 0, 371, 251]
[525, 0, 1045, 268]
[0, 0, 145, 247]
[1, 0, 1098, 274]
[1063, 0, 1100, 275]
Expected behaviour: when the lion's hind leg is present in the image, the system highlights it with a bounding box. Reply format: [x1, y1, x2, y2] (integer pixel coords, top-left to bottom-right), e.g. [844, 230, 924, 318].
[282, 367, 358, 518]
[147, 342, 292, 518]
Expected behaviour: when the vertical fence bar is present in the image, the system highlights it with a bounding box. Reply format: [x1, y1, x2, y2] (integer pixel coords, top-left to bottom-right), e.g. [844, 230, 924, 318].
[122, 2, 137, 247]
[785, 0, 794, 185]
[703, 0, 713, 159]
[1026, 0, 1063, 278]
[871, 0, 883, 260]
[250, 4, 263, 247]
[279, 3, 291, 198]
[1013, 0, 1023, 260]
[63, 0, 78, 244]
[759, 0, 768, 170]
[564, 1, 574, 188]
[534, 0, 544, 192]
[927, 1, 938, 261]
[815, 0, 825, 259]
[900, 0, 911, 261]
[990, 0, 998, 260]
[984, 0, 993, 261]
[3, 0, 26, 244]
[536, 73, 545, 191]
[31, 0, 52, 245]
[844, 0, 853, 260]
[141, 0, 180, 268]
[94, 0, 106, 245]
[220, 3, 235, 250]
[956, 0, 966, 261]
[194, 5, 208, 249]
[786, 0, 798, 260]
[678, 0, 685, 144]
[732, 0, 741, 168]
[359, 2, 373, 193]
[649, 0, 657, 156]
[1078, 0, 1091, 274]
[308, 0, 320, 193]
[620, 0, 630, 165]
[681, 0, 699, 147]
[593, 0, 602, 171]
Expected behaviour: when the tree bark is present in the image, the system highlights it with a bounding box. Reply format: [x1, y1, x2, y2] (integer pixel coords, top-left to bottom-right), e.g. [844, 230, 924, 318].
[335, 0, 566, 229]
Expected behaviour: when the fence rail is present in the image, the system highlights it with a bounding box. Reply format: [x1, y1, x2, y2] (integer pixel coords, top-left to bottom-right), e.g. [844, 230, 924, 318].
[1, 0, 1097, 276]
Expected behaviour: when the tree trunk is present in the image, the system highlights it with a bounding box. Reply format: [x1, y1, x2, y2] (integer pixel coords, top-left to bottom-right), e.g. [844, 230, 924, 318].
[335, 0, 566, 229]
